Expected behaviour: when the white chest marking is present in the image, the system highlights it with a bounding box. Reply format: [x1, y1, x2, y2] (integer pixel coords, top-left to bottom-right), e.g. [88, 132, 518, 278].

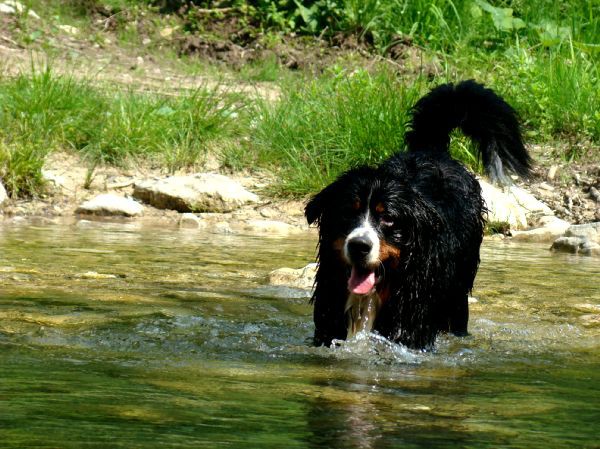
[345, 291, 382, 339]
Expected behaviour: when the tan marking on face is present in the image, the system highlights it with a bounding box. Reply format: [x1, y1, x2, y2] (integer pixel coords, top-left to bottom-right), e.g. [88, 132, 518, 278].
[333, 237, 345, 252]
[376, 284, 391, 304]
[352, 200, 361, 211]
[379, 241, 401, 268]
[375, 202, 385, 214]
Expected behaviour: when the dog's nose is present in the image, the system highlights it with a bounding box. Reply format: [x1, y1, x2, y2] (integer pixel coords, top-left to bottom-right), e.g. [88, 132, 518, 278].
[347, 237, 373, 260]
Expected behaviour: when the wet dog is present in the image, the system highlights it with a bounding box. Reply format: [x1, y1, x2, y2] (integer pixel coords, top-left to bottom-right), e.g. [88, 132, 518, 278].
[305, 80, 531, 350]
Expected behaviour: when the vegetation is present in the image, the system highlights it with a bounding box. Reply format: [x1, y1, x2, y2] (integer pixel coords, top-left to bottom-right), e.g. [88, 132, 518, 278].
[0, 0, 598, 197]
[0, 69, 244, 196]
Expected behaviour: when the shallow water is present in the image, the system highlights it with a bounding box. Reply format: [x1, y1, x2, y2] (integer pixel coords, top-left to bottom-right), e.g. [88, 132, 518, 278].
[0, 222, 598, 448]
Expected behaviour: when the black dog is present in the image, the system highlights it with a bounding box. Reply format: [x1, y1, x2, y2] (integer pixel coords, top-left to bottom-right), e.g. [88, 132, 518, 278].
[305, 80, 531, 350]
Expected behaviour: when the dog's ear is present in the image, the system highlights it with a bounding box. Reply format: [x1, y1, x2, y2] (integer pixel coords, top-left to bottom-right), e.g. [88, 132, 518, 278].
[305, 190, 326, 226]
[305, 183, 336, 226]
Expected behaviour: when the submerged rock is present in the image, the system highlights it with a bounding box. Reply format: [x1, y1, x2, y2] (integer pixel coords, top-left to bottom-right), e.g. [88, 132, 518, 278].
[179, 213, 206, 229]
[268, 263, 317, 290]
[133, 173, 259, 213]
[76, 194, 144, 217]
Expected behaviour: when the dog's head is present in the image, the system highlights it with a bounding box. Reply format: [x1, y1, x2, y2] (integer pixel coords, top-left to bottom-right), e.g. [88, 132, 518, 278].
[306, 166, 437, 298]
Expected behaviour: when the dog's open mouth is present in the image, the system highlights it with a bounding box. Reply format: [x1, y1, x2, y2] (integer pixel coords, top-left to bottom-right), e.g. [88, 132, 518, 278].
[347, 266, 381, 295]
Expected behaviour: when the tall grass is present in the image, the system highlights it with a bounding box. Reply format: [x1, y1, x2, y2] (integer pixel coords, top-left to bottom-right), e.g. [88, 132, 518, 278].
[0, 69, 244, 197]
[238, 68, 425, 195]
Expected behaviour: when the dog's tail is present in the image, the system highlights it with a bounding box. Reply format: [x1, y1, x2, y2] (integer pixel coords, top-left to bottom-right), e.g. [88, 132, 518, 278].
[405, 80, 531, 182]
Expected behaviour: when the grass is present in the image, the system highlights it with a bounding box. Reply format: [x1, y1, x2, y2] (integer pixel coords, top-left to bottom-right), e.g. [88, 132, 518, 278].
[229, 68, 424, 195]
[0, 68, 245, 197]
[1, 1, 598, 199]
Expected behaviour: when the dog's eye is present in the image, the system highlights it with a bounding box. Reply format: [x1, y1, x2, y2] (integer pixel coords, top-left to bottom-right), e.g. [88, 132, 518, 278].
[380, 215, 394, 227]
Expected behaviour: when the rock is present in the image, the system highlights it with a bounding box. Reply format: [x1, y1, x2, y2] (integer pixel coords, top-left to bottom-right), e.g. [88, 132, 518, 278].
[564, 222, 600, 243]
[179, 213, 205, 229]
[133, 173, 259, 213]
[76, 194, 144, 217]
[76, 271, 118, 279]
[580, 241, 600, 256]
[547, 165, 558, 181]
[160, 27, 174, 38]
[0, 0, 39, 18]
[511, 216, 570, 242]
[242, 219, 301, 236]
[551, 236, 584, 253]
[0, 181, 7, 206]
[213, 221, 233, 234]
[590, 187, 600, 203]
[551, 223, 600, 256]
[268, 263, 317, 290]
[479, 180, 554, 230]
[58, 24, 79, 34]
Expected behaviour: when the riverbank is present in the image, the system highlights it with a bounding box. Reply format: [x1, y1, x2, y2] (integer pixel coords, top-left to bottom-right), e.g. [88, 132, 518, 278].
[0, 1, 598, 228]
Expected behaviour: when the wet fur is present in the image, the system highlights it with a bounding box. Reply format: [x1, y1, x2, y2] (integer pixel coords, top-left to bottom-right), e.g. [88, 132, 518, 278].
[305, 80, 530, 350]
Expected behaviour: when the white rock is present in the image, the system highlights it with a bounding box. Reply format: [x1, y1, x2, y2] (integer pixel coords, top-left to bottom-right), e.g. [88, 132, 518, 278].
[268, 263, 317, 290]
[580, 241, 600, 256]
[0, 1, 39, 18]
[76, 194, 144, 217]
[0, 181, 7, 206]
[58, 24, 79, 35]
[565, 222, 600, 244]
[0, 3, 15, 14]
[133, 173, 259, 213]
[242, 219, 301, 236]
[479, 179, 553, 230]
[511, 216, 570, 242]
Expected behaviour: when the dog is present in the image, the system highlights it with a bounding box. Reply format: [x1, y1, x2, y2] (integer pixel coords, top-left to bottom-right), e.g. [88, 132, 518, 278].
[305, 80, 531, 350]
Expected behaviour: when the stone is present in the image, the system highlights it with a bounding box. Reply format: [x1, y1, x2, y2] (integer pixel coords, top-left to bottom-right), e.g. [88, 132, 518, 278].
[550, 224, 600, 256]
[133, 173, 259, 213]
[511, 215, 570, 242]
[589, 187, 600, 203]
[268, 263, 317, 290]
[242, 219, 301, 236]
[551, 236, 584, 253]
[479, 179, 553, 230]
[0, 181, 7, 206]
[547, 165, 558, 181]
[580, 241, 600, 256]
[76, 194, 144, 217]
[179, 213, 205, 229]
[0, 1, 39, 18]
[213, 221, 233, 234]
[564, 222, 600, 243]
[58, 24, 79, 34]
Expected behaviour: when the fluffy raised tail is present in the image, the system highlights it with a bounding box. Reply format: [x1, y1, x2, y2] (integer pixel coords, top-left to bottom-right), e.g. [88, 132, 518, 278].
[405, 80, 531, 182]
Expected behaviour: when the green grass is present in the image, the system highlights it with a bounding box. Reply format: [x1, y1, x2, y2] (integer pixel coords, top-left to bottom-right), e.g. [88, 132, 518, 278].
[0, 68, 245, 197]
[229, 68, 423, 196]
[1, 1, 598, 199]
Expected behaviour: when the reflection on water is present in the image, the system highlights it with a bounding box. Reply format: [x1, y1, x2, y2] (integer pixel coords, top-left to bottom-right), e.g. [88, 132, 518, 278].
[0, 222, 598, 448]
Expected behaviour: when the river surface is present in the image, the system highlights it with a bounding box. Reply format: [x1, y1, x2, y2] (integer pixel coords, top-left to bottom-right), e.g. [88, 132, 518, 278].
[0, 222, 598, 448]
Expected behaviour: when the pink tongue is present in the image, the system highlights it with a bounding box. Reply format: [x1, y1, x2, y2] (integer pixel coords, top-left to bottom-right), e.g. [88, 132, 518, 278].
[348, 268, 376, 294]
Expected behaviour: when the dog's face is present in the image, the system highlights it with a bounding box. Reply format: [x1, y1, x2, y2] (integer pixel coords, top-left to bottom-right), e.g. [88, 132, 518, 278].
[306, 167, 412, 299]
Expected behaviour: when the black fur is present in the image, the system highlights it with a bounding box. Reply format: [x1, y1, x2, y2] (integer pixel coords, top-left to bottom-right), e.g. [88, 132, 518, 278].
[305, 80, 531, 350]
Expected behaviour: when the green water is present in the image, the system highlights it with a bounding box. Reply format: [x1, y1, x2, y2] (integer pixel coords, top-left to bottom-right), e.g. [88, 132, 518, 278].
[0, 221, 598, 448]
